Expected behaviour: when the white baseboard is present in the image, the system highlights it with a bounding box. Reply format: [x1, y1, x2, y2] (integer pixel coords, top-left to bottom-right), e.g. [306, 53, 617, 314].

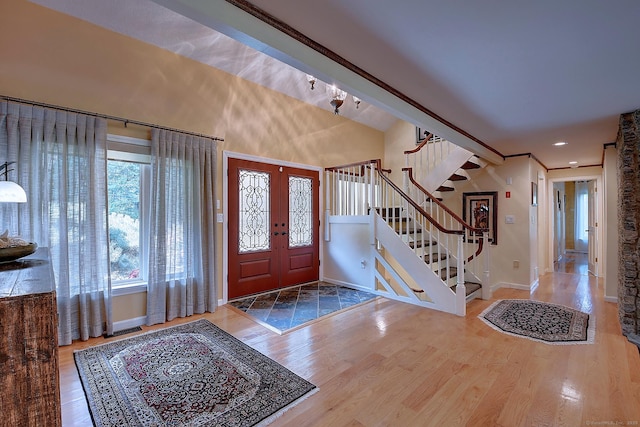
[604, 296, 618, 303]
[322, 277, 377, 294]
[113, 316, 146, 332]
[496, 282, 531, 291]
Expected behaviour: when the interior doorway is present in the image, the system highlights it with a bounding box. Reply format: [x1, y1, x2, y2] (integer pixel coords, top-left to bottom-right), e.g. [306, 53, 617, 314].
[227, 158, 320, 299]
[550, 179, 598, 276]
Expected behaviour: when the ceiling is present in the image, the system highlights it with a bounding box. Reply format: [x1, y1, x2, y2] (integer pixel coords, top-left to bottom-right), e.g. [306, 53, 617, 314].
[33, 0, 640, 169]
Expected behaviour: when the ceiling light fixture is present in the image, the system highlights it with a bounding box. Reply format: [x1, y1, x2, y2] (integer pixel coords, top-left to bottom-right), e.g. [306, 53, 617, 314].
[554, 141, 568, 146]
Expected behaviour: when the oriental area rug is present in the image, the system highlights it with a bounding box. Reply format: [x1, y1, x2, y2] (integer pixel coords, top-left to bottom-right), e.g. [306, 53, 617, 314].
[479, 299, 595, 345]
[74, 319, 317, 427]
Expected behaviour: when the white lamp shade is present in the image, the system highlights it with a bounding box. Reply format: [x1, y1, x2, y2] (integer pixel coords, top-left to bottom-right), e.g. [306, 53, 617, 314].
[0, 181, 27, 203]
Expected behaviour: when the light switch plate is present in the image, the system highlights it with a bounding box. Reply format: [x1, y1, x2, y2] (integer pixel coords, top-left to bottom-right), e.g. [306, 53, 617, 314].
[505, 215, 515, 224]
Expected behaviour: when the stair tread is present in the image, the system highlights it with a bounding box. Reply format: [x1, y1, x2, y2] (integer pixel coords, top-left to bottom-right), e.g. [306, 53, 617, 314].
[439, 267, 458, 280]
[449, 173, 467, 181]
[461, 160, 481, 170]
[423, 252, 448, 263]
[451, 282, 482, 296]
[373, 207, 402, 219]
[437, 186, 455, 192]
[408, 240, 437, 249]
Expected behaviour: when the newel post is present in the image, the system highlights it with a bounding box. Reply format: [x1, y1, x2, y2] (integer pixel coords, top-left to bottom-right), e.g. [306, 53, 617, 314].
[482, 231, 491, 299]
[324, 170, 331, 242]
[456, 234, 466, 316]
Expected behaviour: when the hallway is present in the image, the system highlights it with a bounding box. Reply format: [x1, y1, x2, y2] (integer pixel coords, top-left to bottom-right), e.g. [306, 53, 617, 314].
[555, 251, 589, 275]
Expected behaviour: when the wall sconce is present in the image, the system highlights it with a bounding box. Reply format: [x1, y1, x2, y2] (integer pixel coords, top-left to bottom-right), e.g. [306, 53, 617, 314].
[304, 75, 363, 114]
[352, 96, 361, 109]
[329, 85, 347, 115]
[306, 74, 316, 90]
[0, 162, 26, 203]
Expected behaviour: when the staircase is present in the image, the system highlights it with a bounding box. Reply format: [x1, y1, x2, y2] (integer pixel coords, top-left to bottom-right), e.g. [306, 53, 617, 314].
[376, 206, 483, 301]
[404, 133, 483, 200]
[324, 159, 490, 317]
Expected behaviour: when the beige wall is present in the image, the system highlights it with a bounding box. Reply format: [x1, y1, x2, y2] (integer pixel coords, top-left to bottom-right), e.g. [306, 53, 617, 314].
[447, 156, 535, 288]
[1, 0, 385, 323]
[564, 181, 576, 250]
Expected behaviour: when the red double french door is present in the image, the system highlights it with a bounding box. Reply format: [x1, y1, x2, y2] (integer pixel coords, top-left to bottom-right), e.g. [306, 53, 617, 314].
[228, 158, 319, 299]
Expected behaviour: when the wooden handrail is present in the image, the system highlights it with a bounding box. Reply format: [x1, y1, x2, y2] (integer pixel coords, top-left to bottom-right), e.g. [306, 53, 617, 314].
[325, 159, 391, 175]
[376, 169, 464, 236]
[325, 159, 379, 172]
[403, 133, 433, 155]
[403, 167, 488, 235]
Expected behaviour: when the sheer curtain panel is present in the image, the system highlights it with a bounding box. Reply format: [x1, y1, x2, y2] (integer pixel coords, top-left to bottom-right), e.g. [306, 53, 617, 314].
[0, 100, 112, 345]
[146, 129, 217, 325]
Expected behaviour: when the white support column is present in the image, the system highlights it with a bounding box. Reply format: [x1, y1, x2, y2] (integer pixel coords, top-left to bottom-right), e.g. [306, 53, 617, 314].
[481, 231, 491, 300]
[456, 234, 466, 316]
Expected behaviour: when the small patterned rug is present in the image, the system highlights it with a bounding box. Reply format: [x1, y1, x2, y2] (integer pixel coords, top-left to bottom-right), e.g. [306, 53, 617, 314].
[479, 299, 595, 345]
[229, 282, 377, 334]
[74, 319, 317, 426]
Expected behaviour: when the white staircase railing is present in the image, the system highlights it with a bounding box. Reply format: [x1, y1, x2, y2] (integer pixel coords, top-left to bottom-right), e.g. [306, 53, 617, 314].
[404, 133, 476, 194]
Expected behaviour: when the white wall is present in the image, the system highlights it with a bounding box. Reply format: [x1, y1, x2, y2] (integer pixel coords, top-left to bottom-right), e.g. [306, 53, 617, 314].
[603, 145, 619, 301]
[323, 218, 375, 291]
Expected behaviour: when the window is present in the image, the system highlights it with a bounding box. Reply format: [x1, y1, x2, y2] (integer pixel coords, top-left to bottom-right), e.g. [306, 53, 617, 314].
[106, 135, 151, 289]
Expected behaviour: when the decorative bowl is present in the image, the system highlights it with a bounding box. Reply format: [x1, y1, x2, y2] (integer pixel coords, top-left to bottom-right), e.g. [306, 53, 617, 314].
[0, 242, 38, 262]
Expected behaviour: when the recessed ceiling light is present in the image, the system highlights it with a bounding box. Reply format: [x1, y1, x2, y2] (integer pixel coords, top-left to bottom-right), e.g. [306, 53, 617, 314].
[554, 141, 567, 146]
[569, 161, 578, 164]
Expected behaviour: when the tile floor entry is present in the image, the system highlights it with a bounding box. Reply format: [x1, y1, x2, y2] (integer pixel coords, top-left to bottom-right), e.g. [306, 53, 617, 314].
[228, 282, 378, 334]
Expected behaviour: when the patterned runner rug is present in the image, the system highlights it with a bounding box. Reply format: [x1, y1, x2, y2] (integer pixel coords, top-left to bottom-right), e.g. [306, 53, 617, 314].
[74, 319, 317, 426]
[479, 299, 595, 345]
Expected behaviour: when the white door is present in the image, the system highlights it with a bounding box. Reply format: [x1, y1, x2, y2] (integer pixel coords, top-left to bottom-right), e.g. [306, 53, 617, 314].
[587, 180, 597, 275]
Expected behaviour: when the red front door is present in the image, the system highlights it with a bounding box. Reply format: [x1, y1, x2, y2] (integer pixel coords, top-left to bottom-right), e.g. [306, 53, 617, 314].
[228, 159, 319, 299]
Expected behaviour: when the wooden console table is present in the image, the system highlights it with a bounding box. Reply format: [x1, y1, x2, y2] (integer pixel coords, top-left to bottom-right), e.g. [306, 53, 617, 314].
[0, 248, 61, 427]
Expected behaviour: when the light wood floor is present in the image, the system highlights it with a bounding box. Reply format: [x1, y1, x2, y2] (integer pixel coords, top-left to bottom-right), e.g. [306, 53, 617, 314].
[59, 257, 640, 426]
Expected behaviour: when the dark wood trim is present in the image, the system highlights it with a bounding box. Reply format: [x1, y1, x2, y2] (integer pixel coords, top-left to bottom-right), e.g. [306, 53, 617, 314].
[602, 142, 616, 165]
[225, 0, 504, 160]
[404, 133, 433, 155]
[504, 152, 548, 172]
[547, 163, 603, 171]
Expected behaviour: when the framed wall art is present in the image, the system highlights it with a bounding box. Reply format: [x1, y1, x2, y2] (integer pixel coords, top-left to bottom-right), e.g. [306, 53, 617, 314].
[462, 191, 498, 245]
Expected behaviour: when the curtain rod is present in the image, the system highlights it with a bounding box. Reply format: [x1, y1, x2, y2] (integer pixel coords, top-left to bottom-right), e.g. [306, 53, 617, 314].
[0, 95, 224, 142]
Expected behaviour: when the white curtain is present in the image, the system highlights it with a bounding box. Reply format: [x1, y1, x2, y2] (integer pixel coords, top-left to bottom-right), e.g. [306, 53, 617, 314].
[0, 101, 112, 345]
[575, 181, 589, 252]
[146, 129, 217, 325]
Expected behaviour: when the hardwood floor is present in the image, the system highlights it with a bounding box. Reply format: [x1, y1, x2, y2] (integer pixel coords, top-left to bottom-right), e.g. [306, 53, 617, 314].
[59, 261, 640, 426]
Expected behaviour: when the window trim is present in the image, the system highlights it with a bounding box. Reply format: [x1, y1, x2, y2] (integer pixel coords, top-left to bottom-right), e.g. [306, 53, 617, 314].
[107, 134, 151, 292]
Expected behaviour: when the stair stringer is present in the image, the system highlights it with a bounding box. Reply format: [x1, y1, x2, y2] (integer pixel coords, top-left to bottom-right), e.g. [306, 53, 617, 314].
[374, 214, 459, 315]
[421, 145, 475, 193]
